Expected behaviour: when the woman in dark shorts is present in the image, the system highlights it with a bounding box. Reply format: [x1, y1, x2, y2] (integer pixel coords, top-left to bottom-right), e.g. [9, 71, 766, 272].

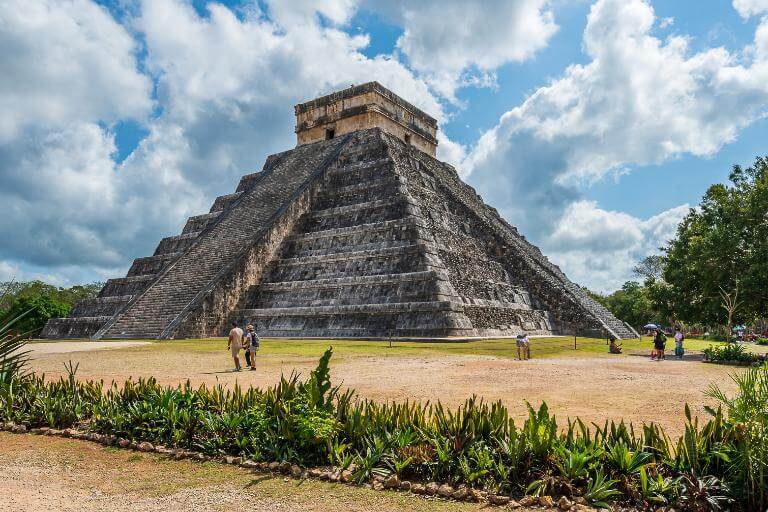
[653, 330, 666, 360]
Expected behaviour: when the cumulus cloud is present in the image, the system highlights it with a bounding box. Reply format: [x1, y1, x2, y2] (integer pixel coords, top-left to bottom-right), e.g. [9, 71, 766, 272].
[0, 0, 152, 279]
[464, 0, 768, 289]
[545, 202, 689, 292]
[0, 0, 152, 143]
[733, 0, 768, 17]
[366, 0, 557, 100]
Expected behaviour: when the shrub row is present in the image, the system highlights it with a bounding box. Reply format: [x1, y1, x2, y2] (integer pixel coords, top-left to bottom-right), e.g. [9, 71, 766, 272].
[703, 343, 766, 365]
[1, 349, 767, 511]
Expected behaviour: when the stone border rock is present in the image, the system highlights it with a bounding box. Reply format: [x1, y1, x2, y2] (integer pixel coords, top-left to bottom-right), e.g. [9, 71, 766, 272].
[0, 421, 605, 511]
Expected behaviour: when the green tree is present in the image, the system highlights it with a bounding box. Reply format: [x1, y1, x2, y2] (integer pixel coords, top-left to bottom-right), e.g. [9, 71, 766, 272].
[599, 281, 662, 330]
[0, 280, 103, 336]
[0, 295, 70, 336]
[663, 156, 768, 329]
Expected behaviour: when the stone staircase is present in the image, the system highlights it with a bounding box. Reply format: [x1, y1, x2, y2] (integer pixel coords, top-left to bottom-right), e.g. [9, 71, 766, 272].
[92, 137, 350, 339]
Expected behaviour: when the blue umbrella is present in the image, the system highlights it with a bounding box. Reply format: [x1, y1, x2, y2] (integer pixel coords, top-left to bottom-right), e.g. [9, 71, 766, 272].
[643, 323, 659, 330]
[733, 325, 746, 331]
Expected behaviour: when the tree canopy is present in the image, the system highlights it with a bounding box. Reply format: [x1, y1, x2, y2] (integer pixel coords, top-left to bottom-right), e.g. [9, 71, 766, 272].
[0, 280, 102, 336]
[662, 156, 768, 328]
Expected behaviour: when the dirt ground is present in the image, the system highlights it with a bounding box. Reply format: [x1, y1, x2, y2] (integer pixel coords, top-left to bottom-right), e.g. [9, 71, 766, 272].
[0, 433, 481, 512]
[24, 338, 743, 436]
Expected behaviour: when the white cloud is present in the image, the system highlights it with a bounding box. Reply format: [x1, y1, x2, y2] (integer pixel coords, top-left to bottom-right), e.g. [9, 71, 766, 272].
[463, 0, 768, 290]
[0, 0, 152, 279]
[366, 0, 557, 100]
[545, 202, 689, 292]
[0, 0, 152, 143]
[659, 16, 674, 28]
[733, 0, 768, 17]
[264, 0, 359, 26]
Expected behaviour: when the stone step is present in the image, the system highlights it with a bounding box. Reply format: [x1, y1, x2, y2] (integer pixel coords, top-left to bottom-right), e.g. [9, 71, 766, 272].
[302, 197, 414, 233]
[40, 316, 112, 339]
[267, 243, 438, 283]
[209, 191, 243, 213]
[258, 270, 446, 291]
[182, 212, 221, 234]
[69, 295, 133, 317]
[99, 275, 155, 298]
[240, 300, 465, 317]
[283, 218, 427, 259]
[236, 171, 263, 192]
[328, 158, 394, 188]
[153, 232, 200, 256]
[250, 270, 456, 309]
[127, 252, 181, 277]
[315, 176, 404, 209]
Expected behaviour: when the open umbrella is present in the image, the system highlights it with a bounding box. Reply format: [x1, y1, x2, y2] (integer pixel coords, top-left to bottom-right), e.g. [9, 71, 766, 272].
[733, 325, 746, 331]
[643, 323, 659, 330]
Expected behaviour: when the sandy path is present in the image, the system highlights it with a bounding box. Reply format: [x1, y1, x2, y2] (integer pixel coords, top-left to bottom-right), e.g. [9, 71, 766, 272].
[25, 341, 739, 436]
[0, 433, 477, 512]
[26, 341, 150, 355]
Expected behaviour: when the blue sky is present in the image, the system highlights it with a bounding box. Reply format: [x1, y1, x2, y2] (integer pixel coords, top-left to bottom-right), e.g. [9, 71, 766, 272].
[2, 0, 768, 293]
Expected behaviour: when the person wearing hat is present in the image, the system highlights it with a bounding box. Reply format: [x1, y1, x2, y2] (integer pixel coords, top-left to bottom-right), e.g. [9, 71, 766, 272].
[245, 324, 260, 371]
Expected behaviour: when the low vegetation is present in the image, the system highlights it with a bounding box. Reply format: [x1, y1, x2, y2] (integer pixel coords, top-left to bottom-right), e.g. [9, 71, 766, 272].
[703, 343, 766, 365]
[0, 280, 102, 336]
[2, 334, 767, 511]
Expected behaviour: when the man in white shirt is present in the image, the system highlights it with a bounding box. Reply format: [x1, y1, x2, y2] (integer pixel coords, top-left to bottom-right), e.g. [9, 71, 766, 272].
[227, 322, 245, 372]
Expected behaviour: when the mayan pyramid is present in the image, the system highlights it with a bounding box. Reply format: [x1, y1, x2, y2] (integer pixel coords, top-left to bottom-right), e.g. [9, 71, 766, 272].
[42, 82, 634, 340]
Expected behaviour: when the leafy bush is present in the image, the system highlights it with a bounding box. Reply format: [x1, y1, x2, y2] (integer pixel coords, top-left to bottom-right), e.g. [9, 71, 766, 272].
[756, 338, 768, 346]
[1, 346, 767, 510]
[703, 343, 764, 364]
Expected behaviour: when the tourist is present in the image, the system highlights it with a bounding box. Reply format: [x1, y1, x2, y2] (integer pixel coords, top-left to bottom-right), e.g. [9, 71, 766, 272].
[515, 334, 528, 360]
[609, 335, 622, 354]
[227, 321, 244, 371]
[653, 329, 666, 361]
[245, 324, 260, 371]
[674, 329, 685, 359]
[516, 334, 530, 360]
[520, 333, 531, 360]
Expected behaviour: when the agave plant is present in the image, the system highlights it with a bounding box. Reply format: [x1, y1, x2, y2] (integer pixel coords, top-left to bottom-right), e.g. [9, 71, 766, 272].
[0, 308, 31, 384]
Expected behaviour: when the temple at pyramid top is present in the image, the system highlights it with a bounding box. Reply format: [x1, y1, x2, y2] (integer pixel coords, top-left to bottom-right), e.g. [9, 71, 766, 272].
[295, 82, 438, 156]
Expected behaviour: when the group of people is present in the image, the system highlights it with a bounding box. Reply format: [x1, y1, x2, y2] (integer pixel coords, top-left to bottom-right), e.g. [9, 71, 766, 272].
[227, 321, 260, 372]
[650, 328, 685, 360]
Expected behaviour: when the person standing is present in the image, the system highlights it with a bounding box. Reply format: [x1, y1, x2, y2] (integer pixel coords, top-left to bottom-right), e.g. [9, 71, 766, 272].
[227, 321, 244, 372]
[520, 333, 531, 360]
[245, 324, 260, 371]
[654, 329, 666, 361]
[674, 329, 685, 359]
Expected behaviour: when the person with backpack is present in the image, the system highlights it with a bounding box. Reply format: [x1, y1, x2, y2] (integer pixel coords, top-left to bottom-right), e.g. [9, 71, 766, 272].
[245, 324, 260, 371]
[674, 329, 685, 359]
[653, 329, 667, 361]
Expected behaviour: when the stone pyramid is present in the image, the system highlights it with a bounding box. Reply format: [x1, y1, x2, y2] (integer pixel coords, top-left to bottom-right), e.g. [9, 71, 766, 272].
[43, 82, 634, 340]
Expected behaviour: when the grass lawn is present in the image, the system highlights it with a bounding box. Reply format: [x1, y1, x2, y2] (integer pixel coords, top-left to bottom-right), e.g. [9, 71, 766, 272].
[89, 334, 767, 361]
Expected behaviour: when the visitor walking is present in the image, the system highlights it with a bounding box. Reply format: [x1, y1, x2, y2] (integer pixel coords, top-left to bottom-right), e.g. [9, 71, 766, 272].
[227, 321, 244, 372]
[245, 324, 260, 371]
[674, 329, 685, 359]
[653, 329, 666, 361]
